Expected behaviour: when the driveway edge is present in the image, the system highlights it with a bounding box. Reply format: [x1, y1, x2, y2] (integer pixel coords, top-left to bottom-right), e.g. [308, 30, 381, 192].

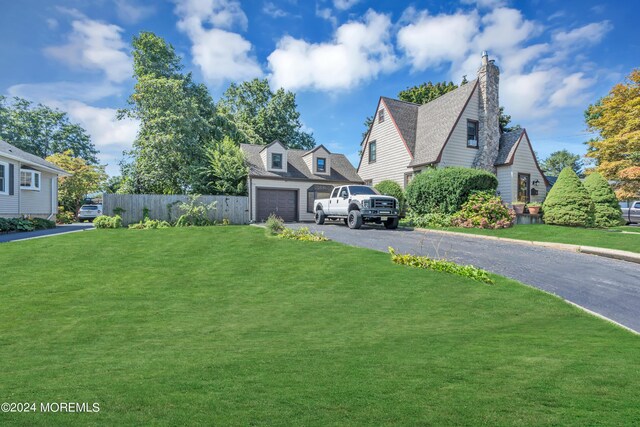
[414, 228, 640, 264]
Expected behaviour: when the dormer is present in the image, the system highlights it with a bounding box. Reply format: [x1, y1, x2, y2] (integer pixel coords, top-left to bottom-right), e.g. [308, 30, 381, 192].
[303, 145, 331, 176]
[260, 140, 288, 173]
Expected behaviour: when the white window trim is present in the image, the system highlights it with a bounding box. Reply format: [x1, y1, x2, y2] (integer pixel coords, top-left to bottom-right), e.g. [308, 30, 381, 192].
[0, 160, 8, 195]
[20, 169, 41, 191]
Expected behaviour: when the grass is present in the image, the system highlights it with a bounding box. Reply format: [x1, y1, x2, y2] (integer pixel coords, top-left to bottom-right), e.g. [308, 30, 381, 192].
[408, 223, 640, 253]
[1, 226, 639, 425]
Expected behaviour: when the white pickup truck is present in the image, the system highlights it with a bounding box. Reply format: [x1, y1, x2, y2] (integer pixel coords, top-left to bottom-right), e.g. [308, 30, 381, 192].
[620, 200, 640, 224]
[313, 185, 400, 229]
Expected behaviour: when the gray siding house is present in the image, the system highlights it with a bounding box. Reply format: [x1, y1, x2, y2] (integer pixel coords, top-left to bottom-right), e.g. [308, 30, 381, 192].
[0, 140, 69, 219]
[357, 53, 548, 205]
[241, 141, 362, 222]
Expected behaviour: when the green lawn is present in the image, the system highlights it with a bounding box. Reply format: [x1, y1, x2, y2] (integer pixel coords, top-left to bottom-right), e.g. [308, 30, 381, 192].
[409, 223, 640, 253]
[1, 227, 639, 425]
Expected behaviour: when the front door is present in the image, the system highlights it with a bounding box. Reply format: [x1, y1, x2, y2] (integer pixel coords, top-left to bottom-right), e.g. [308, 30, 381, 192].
[517, 173, 530, 203]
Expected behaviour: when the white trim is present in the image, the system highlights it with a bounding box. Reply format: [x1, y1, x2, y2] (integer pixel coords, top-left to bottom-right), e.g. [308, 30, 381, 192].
[0, 160, 8, 195]
[0, 150, 69, 176]
[20, 169, 41, 191]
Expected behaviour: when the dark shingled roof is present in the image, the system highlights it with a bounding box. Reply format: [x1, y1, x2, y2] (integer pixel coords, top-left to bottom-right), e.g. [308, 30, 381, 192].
[495, 129, 524, 165]
[240, 143, 362, 183]
[380, 97, 418, 153]
[0, 140, 69, 175]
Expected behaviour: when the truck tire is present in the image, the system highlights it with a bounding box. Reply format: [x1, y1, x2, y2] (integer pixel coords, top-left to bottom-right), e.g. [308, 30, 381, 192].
[315, 210, 326, 225]
[384, 217, 399, 229]
[347, 210, 363, 229]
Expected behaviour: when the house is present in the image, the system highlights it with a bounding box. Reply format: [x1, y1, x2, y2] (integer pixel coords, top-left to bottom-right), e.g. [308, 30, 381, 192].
[357, 52, 548, 205]
[0, 140, 70, 219]
[241, 141, 362, 222]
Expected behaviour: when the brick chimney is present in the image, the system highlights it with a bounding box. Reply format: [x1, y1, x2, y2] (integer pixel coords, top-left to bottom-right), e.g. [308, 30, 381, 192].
[473, 51, 500, 173]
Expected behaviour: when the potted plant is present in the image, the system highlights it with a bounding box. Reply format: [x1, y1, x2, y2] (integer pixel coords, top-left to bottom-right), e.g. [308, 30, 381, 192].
[526, 202, 542, 215]
[512, 202, 525, 214]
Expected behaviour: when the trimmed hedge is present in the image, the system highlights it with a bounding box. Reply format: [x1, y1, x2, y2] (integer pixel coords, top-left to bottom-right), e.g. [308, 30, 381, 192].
[542, 168, 595, 227]
[405, 167, 498, 215]
[374, 180, 406, 211]
[583, 172, 624, 228]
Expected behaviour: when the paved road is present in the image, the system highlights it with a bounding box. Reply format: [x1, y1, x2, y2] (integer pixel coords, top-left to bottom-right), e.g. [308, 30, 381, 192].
[291, 222, 640, 333]
[0, 223, 94, 243]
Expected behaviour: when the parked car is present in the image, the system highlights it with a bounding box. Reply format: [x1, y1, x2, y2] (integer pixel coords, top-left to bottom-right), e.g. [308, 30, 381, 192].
[78, 204, 103, 222]
[313, 185, 399, 229]
[620, 201, 640, 224]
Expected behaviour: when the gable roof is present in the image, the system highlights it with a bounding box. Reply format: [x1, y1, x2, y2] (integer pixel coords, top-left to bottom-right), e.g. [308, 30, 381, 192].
[380, 97, 419, 154]
[0, 140, 70, 176]
[410, 80, 479, 166]
[259, 139, 286, 152]
[240, 143, 362, 183]
[304, 144, 331, 156]
[495, 129, 524, 165]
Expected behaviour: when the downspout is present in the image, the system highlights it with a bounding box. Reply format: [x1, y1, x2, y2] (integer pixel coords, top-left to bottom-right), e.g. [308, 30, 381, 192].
[47, 177, 56, 221]
[248, 176, 253, 224]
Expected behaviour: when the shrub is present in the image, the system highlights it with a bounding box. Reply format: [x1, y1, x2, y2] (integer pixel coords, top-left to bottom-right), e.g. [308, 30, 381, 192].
[374, 180, 406, 211]
[405, 167, 498, 215]
[31, 218, 56, 230]
[583, 172, 624, 228]
[265, 214, 285, 235]
[278, 227, 329, 242]
[128, 219, 172, 230]
[542, 168, 595, 227]
[389, 247, 494, 284]
[451, 192, 515, 229]
[175, 195, 217, 227]
[94, 215, 122, 229]
[56, 207, 75, 224]
[406, 211, 453, 228]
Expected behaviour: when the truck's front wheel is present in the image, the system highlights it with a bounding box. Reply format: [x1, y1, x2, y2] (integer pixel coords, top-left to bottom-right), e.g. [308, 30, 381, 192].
[315, 210, 326, 225]
[347, 210, 363, 229]
[384, 217, 399, 229]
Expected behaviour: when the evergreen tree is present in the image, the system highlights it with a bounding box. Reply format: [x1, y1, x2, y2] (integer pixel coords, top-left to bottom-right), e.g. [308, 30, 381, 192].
[542, 167, 595, 227]
[583, 172, 624, 227]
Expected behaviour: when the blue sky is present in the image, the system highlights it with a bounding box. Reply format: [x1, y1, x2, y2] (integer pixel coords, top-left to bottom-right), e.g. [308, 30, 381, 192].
[1, 0, 637, 175]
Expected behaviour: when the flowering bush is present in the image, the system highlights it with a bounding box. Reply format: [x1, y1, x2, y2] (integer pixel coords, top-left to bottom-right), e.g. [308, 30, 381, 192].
[452, 192, 515, 229]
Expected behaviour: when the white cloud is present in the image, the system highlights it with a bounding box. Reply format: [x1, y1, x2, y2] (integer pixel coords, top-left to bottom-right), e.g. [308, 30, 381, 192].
[46, 18, 59, 30]
[397, 11, 479, 70]
[473, 7, 540, 53]
[263, 2, 288, 18]
[114, 0, 155, 24]
[174, 0, 262, 85]
[7, 81, 123, 104]
[552, 21, 612, 46]
[267, 10, 397, 91]
[316, 5, 337, 27]
[333, 0, 361, 11]
[44, 16, 131, 83]
[461, 0, 508, 8]
[549, 72, 595, 107]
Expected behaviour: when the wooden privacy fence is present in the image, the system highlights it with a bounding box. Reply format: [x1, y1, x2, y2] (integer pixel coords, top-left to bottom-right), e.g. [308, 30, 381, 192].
[102, 194, 250, 225]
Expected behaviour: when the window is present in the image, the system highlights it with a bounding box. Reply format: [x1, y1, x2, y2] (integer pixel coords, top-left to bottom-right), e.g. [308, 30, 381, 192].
[20, 169, 41, 191]
[316, 157, 326, 173]
[467, 120, 479, 148]
[369, 140, 377, 163]
[348, 186, 378, 196]
[378, 108, 385, 123]
[0, 161, 7, 194]
[271, 153, 283, 169]
[331, 187, 339, 198]
[339, 187, 349, 198]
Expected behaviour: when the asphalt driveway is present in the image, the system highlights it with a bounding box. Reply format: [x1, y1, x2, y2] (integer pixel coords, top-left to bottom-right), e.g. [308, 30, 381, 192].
[291, 222, 640, 333]
[0, 223, 94, 243]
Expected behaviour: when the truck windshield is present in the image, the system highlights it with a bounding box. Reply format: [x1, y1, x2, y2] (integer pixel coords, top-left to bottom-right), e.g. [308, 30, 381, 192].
[348, 186, 379, 196]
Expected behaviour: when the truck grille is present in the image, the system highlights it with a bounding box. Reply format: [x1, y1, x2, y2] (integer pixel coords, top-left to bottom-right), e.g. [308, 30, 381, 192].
[372, 198, 395, 209]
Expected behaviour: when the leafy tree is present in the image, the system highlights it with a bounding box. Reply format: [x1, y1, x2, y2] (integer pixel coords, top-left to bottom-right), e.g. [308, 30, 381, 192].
[398, 81, 458, 104]
[119, 32, 230, 194]
[0, 96, 98, 163]
[199, 136, 248, 196]
[583, 172, 624, 227]
[218, 79, 315, 150]
[540, 149, 583, 177]
[585, 69, 640, 199]
[542, 167, 595, 227]
[46, 150, 107, 214]
[102, 175, 123, 194]
[374, 180, 405, 211]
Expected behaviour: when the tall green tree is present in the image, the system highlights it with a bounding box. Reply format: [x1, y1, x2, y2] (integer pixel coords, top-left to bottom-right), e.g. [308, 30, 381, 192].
[119, 32, 231, 194]
[0, 96, 98, 163]
[218, 79, 315, 150]
[46, 150, 107, 214]
[542, 167, 595, 227]
[583, 172, 623, 227]
[540, 149, 583, 177]
[398, 81, 459, 104]
[199, 136, 248, 196]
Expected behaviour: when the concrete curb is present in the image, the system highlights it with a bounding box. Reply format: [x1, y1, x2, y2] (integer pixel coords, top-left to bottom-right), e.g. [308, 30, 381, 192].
[414, 227, 640, 264]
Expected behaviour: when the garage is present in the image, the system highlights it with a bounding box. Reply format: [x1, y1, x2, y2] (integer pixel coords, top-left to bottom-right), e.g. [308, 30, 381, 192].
[256, 188, 298, 222]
